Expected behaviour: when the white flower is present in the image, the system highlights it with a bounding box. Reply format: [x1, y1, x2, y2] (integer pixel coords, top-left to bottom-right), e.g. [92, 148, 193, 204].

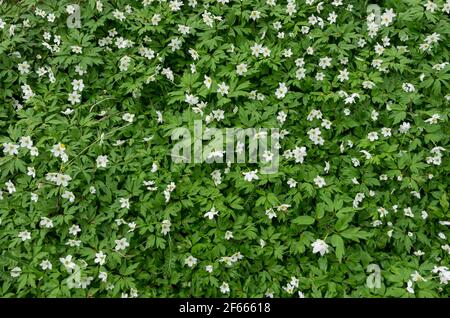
[265, 208, 277, 219]
[185, 94, 199, 105]
[127, 222, 136, 233]
[204, 206, 219, 220]
[18, 230, 31, 241]
[122, 112, 135, 123]
[313, 176, 326, 188]
[324, 161, 330, 173]
[337, 68, 349, 82]
[260, 239, 266, 248]
[18, 61, 31, 74]
[262, 150, 274, 162]
[321, 119, 332, 129]
[61, 108, 74, 115]
[71, 46, 83, 54]
[178, 24, 191, 35]
[378, 207, 389, 218]
[277, 204, 291, 212]
[188, 48, 199, 60]
[10, 267, 22, 278]
[296, 67, 306, 80]
[398, 122, 411, 134]
[112, 9, 126, 21]
[286, 0, 297, 15]
[414, 250, 425, 256]
[120, 198, 130, 209]
[150, 13, 162, 25]
[374, 43, 385, 55]
[311, 239, 329, 256]
[46, 172, 72, 187]
[319, 56, 332, 69]
[66, 239, 81, 247]
[204, 75, 212, 89]
[436, 267, 450, 285]
[60, 255, 76, 270]
[402, 83, 415, 93]
[425, 114, 441, 124]
[307, 128, 324, 145]
[443, 2, 450, 14]
[184, 255, 198, 267]
[19, 136, 33, 149]
[287, 178, 298, 188]
[360, 150, 372, 160]
[119, 56, 131, 71]
[31, 193, 38, 202]
[406, 280, 414, 294]
[220, 282, 230, 294]
[432, 266, 450, 285]
[211, 170, 222, 186]
[275, 82, 288, 99]
[144, 180, 157, 191]
[424, 1, 438, 12]
[236, 63, 248, 75]
[205, 265, 213, 273]
[66, 5, 76, 14]
[169, 0, 183, 11]
[362, 81, 375, 89]
[261, 46, 271, 57]
[96, 1, 103, 12]
[40, 260, 52, 270]
[217, 82, 229, 96]
[30, 146, 39, 156]
[40, 217, 53, 228]
[249, 10, 260, 21]
[224, 231, 233, 240]
[161, 220, 171, 235]
[96, 155, 109, 168]
[75, 65, 86, 76]
[69, 224, 81, 236]
[380, 8, 396, 27]
[94, 251, 107, 265]
[381, 127, 392, 137]
[368, 132, 378, 141]
[50, 143, 67, 160]
[243, 170, 259, 182]
[99, 271, 108, 282]
[277, 111, 287, 125]
[404, 207, 414, 218]
[62, 190, 75, 202]
[3, 143, 19, 156]
[71, 79, 84, 91]
[114, 238, 130, 251]
[315, 72, 325, 81]
[21, 84, 34, 101]
[6, 180, 16, 194]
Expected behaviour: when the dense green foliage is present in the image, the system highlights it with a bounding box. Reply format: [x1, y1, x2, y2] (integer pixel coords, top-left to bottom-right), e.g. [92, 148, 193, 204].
[0, 0, 449, 297]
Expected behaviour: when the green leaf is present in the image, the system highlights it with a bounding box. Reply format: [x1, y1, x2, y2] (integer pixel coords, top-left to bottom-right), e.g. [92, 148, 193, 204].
[330, 234, 345, 262]
[292, 215, 315, 225]
[340, 227, 373, 242]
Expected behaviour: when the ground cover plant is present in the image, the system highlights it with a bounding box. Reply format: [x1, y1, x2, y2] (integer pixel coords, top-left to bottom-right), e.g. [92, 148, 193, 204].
[0, 0, 449, 298]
